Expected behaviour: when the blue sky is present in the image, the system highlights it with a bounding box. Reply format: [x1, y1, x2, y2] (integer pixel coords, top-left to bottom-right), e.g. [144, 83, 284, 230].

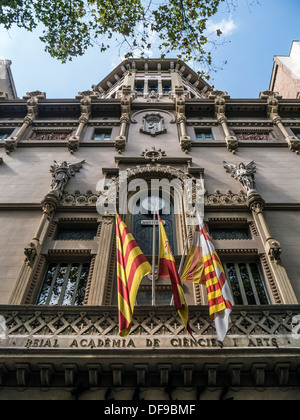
[0, 0, 299, 99]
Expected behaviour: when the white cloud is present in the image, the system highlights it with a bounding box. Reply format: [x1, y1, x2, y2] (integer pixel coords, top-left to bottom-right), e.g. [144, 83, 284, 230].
[206, 16, 238, 37]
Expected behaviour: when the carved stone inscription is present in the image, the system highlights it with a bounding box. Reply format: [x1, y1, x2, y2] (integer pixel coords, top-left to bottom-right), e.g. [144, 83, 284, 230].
[0, 306, 299, 351]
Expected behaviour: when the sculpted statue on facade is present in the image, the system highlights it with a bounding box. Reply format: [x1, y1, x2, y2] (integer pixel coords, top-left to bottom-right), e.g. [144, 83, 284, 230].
[223, 161, 256, 193]
[50, 160, 85, 194]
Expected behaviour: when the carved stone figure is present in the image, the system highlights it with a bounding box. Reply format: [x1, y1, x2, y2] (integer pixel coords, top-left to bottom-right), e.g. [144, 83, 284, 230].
[140, 113, 167, 137]
[223, 160, 256, 193]
[50, 160, 85, 194]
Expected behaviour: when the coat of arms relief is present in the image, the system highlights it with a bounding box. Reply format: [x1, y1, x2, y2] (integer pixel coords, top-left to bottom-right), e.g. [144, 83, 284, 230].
[140, 112, 167, 137]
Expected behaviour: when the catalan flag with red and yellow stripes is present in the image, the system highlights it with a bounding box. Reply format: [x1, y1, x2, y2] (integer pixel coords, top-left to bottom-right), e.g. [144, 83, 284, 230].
[158, 214, 193, 337]
[116, 213, 152, 337]
[181, 215, 234, 342]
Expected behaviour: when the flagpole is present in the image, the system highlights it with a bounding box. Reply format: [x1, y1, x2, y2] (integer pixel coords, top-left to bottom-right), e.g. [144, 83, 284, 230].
[170, 222, 192, 306]
[152, 199, 156, 306]
[178, 223, 192, 276]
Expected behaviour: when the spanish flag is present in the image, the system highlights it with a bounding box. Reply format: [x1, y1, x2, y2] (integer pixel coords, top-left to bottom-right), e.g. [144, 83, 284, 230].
[181, 215, 234, 342]
[116, 213, 152, 337]
[158, 213, 193, 337]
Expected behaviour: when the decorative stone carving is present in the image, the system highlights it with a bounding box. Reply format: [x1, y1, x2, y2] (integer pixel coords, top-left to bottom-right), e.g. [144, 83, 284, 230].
[114, 137, 126, 154]
[24, 240, 41, 267]
[50, 160, 85, 196]
[140, 113, 167, 137]
[223, 161, 256, 193]
[140, 147, 166, 162]
[147, 90, 160, 103]
[0, 92, 8, 100]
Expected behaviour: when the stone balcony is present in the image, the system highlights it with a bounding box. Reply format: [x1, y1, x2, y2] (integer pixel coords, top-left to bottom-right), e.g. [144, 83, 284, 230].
[0, 304, 299, 389]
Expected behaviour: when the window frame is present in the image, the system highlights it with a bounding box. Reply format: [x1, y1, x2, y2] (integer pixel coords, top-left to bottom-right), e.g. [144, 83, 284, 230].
[223, 260, 270, 306]
[37, 260, 91, 306]
[92, 128, 112, 141]
[194, 129, 214, 141]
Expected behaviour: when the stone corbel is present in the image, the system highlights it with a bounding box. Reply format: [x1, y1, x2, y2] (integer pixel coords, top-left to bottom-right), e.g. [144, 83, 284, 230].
[211, 90, 238, 154]
[5, 91, 43, 154]
[114, 86, 135, 154]
[70, 92, 95, 154]
[260, 90, 299, 154]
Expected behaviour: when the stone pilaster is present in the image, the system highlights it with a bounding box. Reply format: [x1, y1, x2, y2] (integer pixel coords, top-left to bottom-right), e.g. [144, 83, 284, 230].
[86, 214, 115, 305]
[5, 91, 45, 154]
[9, 191, 60, 305]
[248, 191, 298, 304]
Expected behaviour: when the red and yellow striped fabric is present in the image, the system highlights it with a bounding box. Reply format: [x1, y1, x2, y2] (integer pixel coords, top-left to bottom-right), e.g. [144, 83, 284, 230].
[181, 219, 234, 342]
[158, 214, 193, 337]
[116, 213, 152, 337]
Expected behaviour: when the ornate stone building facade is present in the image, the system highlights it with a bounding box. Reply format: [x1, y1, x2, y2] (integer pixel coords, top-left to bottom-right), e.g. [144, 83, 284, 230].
[0, 57, 299, 400]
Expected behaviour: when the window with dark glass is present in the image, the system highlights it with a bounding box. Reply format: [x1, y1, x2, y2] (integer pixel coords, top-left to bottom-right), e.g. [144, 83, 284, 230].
[295, 133, 300, 140]
[38, 262, 90, 306]
[136, 289, 173, 306]
[0, 132, 11, 141]
[131, 195, 177, 256]
[92, 129, 112, 141]
[209, 227, 251, 240]
[55, 226, 98, 240]
[148, 80, 159, 93]
[162, 80, 172, 94]
[135, 80, 144, 94]
[224, 262, 269, 306]
[195, 130, 213, 141]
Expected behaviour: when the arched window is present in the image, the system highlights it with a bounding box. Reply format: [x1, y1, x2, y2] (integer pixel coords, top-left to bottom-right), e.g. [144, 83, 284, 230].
[131, 193, 177, 256]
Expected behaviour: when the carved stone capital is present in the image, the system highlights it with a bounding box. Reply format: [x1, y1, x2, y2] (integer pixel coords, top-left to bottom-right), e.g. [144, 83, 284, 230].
[272, 114, 282, 125]
[41, 189, 61, 212]
[247, 190, 265, 212]
[78, 115, 89, 125]
[120, 114, 130, 125]
[217, 113, 227, 125]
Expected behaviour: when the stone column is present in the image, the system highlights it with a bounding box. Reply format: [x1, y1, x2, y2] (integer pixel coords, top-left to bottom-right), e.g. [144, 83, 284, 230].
[209, 90, 238, 154]
[174, 86, 191, 153]
[115, 85, 136, 154]
[5, 91, 45, 154]
[86, 214, 115, 305]
[9, 191, 60, 305]
[68, 91, 98, 154]
[260, 90, 300, 154]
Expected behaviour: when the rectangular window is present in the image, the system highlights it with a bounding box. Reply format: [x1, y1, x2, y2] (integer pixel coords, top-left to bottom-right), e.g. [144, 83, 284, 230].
[295, 133, 300, 140]
[135, 80, 144, 94]
[136, 289, 173, 306]
[195, 130, 213, 141]
[38, 262, 90, 306]
[148, 80, 159, 93]
[162, 80, 172, 94]
[92, 130, 112, 141]
[224, 262, 269, 306]
[55, 226, 98, 241]
[0, 133, 10, 141]
[209, 227, 251, 240]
